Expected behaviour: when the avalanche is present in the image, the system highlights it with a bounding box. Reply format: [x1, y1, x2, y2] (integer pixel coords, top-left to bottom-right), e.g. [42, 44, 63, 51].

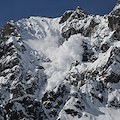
[16, 17, 84, 91]
[0, 1, 120, 120]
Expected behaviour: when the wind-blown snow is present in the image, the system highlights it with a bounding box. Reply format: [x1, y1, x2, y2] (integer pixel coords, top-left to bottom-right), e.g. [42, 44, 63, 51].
[16, 17, 83, 90]
[44, 34, 83, 90]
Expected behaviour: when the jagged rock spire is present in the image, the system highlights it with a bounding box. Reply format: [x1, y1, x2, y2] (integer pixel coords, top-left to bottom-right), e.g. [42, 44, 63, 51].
[114, 0, 120, 7]
[75, 6, 88, 16]
[108, 0, 120, 31]
[109, 0, 120, 16]
[59, 6, 88, 24]
[117, 0, 120, 5]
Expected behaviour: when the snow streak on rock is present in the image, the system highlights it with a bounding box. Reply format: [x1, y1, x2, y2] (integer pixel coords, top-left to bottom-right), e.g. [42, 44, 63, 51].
[0, 1, 120, 120]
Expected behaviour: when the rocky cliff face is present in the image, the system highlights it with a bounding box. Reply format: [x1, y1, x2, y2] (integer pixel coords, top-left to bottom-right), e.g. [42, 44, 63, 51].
[0, 1, 120, 120]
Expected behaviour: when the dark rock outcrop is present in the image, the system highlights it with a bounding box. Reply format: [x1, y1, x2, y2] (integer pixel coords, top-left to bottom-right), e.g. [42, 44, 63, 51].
[0, 21, 19, 40]
[101, 42, 110, 53]
[41, 84, 69, 119]
[59, 6, 88, 24]
[59, 11, 73, 24]
[61, 16, 99, 40]
[4, 96, 41, 120]
[108, 0, 120, 40]
[61, 27, 76, 40]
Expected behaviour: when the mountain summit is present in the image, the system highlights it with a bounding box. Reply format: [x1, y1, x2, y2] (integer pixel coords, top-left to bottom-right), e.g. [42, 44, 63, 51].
[0, 1, 120, 120]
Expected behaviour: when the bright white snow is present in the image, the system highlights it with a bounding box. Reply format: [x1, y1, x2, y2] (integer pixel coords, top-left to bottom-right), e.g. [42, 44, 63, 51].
[16, 17, 83, 90]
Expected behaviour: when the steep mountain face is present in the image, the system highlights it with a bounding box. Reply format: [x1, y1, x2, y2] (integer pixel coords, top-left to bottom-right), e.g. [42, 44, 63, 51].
[0, 1, 120, 120]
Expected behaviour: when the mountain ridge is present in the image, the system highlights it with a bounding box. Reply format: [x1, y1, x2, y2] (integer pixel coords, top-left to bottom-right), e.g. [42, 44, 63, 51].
[0, 1, 120, 120]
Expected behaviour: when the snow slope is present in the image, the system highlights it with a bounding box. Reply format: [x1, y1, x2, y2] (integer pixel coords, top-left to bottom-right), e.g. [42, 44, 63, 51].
[15, 17, 84, 91]
[0, 1, 120, 120]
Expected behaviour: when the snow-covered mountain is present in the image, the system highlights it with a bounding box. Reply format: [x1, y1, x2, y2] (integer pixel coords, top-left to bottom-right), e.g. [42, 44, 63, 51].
[0, 1, 120, 120]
